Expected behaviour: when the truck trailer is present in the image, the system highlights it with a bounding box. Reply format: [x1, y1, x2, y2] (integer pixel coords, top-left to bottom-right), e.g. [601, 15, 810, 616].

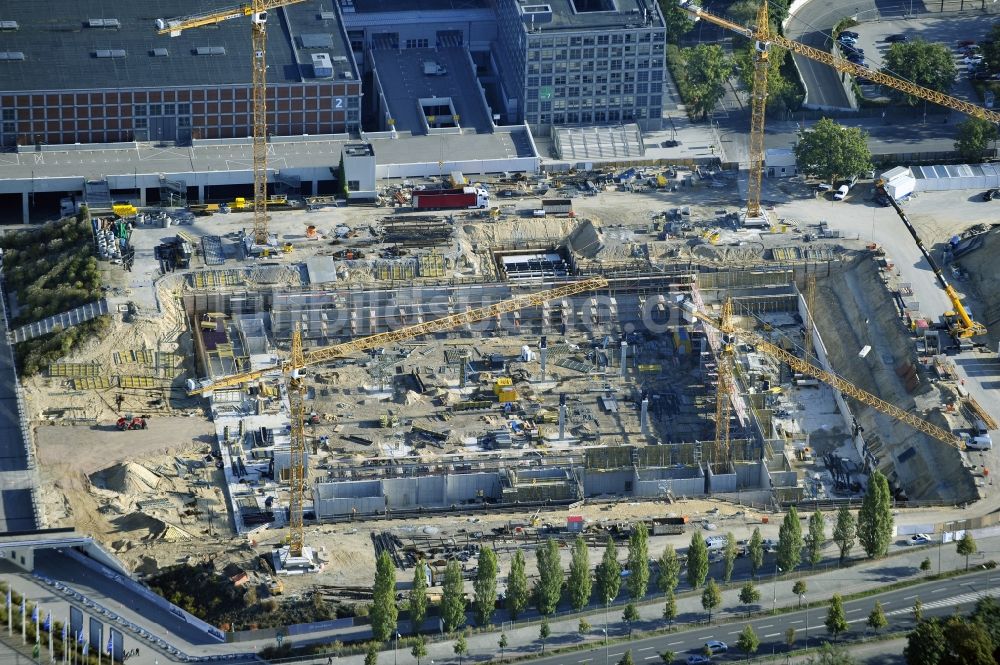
[412, 187, 489, 210]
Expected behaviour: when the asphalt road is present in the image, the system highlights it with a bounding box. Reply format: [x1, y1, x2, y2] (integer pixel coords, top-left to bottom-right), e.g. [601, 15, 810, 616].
[515, 569, 998, 665]
[784, 0, 876, 110]
[0, 283, 35, 533]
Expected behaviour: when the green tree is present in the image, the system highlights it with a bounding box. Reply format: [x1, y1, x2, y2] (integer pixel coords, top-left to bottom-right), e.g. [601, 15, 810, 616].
[941, 615, 994, 665]
[336, 154, 349, 199]
[833, 506, 857, 565]
[825, 593, 848, 641]
[905, 619, 946, 665]
[806, 643, 860, 665]
[955, 118, 1000, 163]
[623, 602, 640, 637]
[411, 636, 428, 665]
[658, 0, 697, 43]
[627, 522, 651, 601]
[748, 527, 765, 578]
[454, 631, 469, 665]
[687, 532, 709, 589]
[857, 469, 893, 558]
[370, 551, 398, 642]
[663, 589, 678, 627]
[596, 537, 622, 606]
[734, 44, 801, 115]
[921, 558, 932, 574]
[726, 0, 759, 25]
[680, 44, 732, 120]
[882, 39, 957, 105]
[657, 545, 681, 595]
[739, 581, 760, 617]
[913, 597, 923, 622]
[619, 650, 634, 665]
[535, 538, 563, 615]
[785, 627, 796, 652]
[701, 578, 722, 622]
[568, 536, 593, 612]
[982, 23, 1000, 72]
[737, 624, 760, 662]
[365, 642, 379, 665]
[441, 560, 466, 633]
[473, 547, 499, 626]
[808, 510, 826, 567]
[778, 506, 803, 573]
[659, 651, 676, 665]
[867, 601, 887, 635]
[723, 532, 738, 583]
[409, 561, 428, 633]
[793, 579, 807, 608]
[539, 620, 551, 653]
[579, 618, 591, 636]
[793, 118, 873, 186]
[957, 531, 978, 571]
[972, 597, 1000, 662]
[507, 551, 529, 620]
[498, 633, 509, 662]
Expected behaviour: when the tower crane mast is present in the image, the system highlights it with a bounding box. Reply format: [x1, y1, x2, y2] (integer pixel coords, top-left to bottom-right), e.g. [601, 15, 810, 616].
[682, 300, 966, 451]
[157, 0, 308, 246]
[189, 277, 609, 555]
[676, 0, 1000, 218]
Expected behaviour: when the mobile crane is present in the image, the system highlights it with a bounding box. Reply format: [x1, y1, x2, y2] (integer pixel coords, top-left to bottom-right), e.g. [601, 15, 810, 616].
[189, 277, 609, 559]
[682, 299, 966, 451]
[874, 180, 986, 340]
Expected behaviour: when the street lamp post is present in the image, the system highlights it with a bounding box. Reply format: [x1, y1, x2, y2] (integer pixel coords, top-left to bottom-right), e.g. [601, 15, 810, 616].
[394, 632, 400, 665]
[804, 594, 809, 647]
[939, 522, 954, 574]
[602, 629, 609, 665]
[772, 565, 781, 614]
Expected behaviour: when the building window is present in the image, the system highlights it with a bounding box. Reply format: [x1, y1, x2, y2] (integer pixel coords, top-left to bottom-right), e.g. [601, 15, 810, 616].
[178, 103, 191, 115]
[348, 180, 360, 191]
[178, 116, 191, 128]
[149, 104, 162, 116]
[134, 117, 148, 129]
[1, 109, 14, 121]
[2, 122, 13, 133]
[133, 104, 146, 117]
[405, 38, 429, 49]
[597, 35, 609, 45]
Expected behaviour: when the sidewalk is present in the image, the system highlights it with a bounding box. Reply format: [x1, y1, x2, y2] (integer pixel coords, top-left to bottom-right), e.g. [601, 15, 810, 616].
[296, 534, 997, 665]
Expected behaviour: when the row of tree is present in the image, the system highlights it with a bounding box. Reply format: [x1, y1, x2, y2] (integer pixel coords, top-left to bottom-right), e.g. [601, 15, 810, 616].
[370, 469, 898, 646]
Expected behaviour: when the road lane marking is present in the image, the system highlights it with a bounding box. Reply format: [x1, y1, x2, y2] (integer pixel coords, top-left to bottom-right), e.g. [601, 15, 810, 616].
[789, 620, 803, 624]
[579, 660, 592, 663]
[765, 633, 781, 638]
[644, 657, 660, 661]
[638, 647, 654, 651]
[759, 624, 773, 628]
[668, 641, 683, 646]
[698, 636, 713, 640]
[904, 595, 917, 600]
[931, 587, 948, 593]
[846, 608, 863, 614]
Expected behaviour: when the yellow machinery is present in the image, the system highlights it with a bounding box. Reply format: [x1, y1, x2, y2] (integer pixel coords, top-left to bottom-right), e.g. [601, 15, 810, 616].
[187, 277, 609, 556]
[682, 299, 967, 451]
[676, 0, 1000, 220]
[874, 180, 986, 339]
[494, 377, 519, 403]
[157, 1, 307, 247]
[113, 202, 138, 218]
[713, 299, 735, 463]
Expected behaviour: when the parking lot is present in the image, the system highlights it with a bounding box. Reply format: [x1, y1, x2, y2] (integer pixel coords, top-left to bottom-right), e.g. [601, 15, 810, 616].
[842, 15, 996, 107]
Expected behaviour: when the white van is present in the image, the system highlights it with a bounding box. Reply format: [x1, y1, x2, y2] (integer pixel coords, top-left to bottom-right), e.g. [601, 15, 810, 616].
[962, 431, 993, 451]
[705, 535, 728, 552]
[834, 184, 850, 200]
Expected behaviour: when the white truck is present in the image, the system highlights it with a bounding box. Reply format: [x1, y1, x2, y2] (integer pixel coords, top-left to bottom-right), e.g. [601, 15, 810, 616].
[879, 166, 916, 200]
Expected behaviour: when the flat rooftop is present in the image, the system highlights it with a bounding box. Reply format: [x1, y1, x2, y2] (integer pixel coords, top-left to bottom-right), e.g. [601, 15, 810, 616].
[0, 130, 537, 182]
[372, 47, 494, 134]
[352, 0, 491, 11]
[520, 0, 663, 32]
[0, 0, 354, 92]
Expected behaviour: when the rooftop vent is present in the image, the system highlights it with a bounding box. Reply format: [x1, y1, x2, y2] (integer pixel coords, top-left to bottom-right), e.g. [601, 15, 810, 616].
[151, 48, 169, 57]
[95, 49, 127, 58]
[301, 33, 334, 48]
[87, 18, 121, 28]
[520, 4, 553, 22]
[311, 52, 333, 78]
[318, 11, 337, 20]
[0, 21, 19, 31]
[194, 46, 227, 55]
[0, 52, 25, 61]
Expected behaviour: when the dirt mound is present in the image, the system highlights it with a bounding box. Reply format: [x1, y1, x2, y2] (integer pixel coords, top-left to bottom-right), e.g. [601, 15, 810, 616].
[110, 512, 193, 542]
[90, 462, 161, 494]
[566, 219, 605, 258]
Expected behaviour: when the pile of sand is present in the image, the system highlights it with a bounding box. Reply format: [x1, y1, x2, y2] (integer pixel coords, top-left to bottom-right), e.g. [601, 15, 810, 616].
[90, 462, 162, 495]
[566, 219, 605, 258]
[110, 512, 193, 542]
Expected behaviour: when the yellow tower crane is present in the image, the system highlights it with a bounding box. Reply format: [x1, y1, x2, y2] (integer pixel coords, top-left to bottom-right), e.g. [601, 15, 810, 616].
[677, 0, 1000, 220]
[682, 299, 966, 451]
[803, 274, 816, 360]
[713, 298, 735, 464]
[188, 277, 609, 557]
[157, 0, 308, 247]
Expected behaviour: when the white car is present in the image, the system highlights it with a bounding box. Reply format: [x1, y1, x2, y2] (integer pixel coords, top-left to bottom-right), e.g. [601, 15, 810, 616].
[834, 184, 850, 200]
[964, 55, 984, 65]
[909, 533, 933, 545]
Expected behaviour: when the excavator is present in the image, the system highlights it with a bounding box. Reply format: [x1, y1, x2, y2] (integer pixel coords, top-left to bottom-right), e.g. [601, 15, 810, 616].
[874, 180, 986, 342]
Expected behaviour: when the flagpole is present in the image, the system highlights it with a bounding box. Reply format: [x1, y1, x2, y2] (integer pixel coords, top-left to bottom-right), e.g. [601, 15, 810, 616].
[35, 607, 40, 646]
[22, 599, 26, 644]
[49, 618, 53, 663]
[6, 588, 11, 636]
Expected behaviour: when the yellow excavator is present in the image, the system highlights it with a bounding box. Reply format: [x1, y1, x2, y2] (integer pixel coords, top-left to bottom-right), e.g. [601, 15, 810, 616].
[874, 180, 986, 340]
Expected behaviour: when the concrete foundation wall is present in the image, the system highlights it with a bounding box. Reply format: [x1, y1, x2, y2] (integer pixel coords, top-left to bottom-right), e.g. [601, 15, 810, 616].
[708, 468, 738, 493]
[582, 469, 634, 496]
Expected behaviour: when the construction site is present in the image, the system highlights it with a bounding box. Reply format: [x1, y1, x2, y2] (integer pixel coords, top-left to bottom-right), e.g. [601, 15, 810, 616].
[14, 156, 998, 604]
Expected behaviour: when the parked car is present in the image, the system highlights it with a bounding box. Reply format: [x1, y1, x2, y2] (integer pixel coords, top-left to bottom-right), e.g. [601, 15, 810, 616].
[705, 641, 729, 655]
[839, 30, 860, 40]
[958, 39, 977, 47]
[964, 55, 985, 66]
[909, 534, 933, 545]
[983, 188, 999, 201]
[886, 33, 909, 43]
[686, 656, 711, 665]
[838, 35, 858, 45]
[856, 76, 873, 85]
[834, 184, 850, 200]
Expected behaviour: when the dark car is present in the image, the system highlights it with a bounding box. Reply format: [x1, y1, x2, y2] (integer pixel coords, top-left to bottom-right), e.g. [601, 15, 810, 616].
[839, 30, 860, 39]
[886, 33, 908, 43]
[984, 189, 999, 201]
[856, 76, 873, 84]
